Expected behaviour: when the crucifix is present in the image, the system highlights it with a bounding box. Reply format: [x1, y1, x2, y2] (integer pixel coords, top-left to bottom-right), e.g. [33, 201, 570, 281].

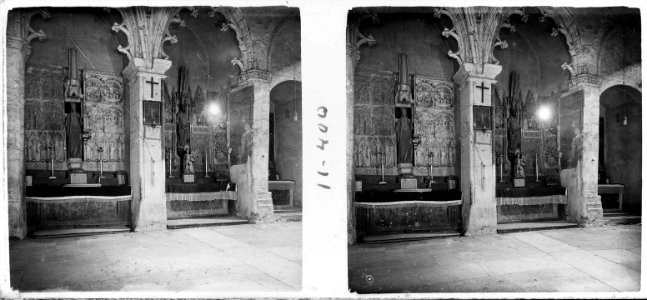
[476, 82, 489, 103]
[145, 77, 159, 99]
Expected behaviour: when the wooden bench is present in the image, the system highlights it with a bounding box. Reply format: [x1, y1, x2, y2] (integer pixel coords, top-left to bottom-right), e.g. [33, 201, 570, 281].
[598, 184, 625, 210]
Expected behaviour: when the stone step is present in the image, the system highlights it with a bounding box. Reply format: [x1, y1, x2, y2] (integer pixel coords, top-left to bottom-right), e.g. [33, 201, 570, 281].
[605, 215, 641, 225]
[497, 221, 578, 234]
[167, 216, 249, 229]
[275, 208, 302, 222]
[361, 231, 461, 243]
[603, 212, 628, 217]
[32, 226, 131, 238]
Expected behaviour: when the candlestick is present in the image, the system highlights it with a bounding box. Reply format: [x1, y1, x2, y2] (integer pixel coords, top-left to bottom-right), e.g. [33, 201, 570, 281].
[205, 150, 209, 177]
[49, 145, 56, 179]
[428, 152, 435, 185]
[535, 153, 540, 182]
[378, 149, 386, 184]
[168, 149, 174, 178]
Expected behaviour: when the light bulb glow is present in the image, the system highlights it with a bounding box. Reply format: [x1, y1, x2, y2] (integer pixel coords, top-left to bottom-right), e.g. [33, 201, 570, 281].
[208, 103, 220, 116]
[536, 105, 551, 121]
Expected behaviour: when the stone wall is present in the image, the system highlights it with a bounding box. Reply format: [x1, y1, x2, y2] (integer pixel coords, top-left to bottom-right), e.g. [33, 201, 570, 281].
[601, 87, 642, 213]
[274, 97, 302, 207]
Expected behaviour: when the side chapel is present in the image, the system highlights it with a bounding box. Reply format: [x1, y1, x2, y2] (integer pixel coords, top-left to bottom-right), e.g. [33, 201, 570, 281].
[6, 6, 302, 238]
[346, 7, 641, 243]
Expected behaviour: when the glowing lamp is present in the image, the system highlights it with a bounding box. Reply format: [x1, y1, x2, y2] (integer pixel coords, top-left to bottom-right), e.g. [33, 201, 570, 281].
[208, 103, 220, 116]
[536, 105, 551, 121]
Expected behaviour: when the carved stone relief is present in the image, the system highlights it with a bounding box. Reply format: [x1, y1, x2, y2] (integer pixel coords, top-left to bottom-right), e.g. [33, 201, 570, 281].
[24, 65, 67, 170]
[82, 70, 126, 171]
[354, 70, 397, 174]
[84, 70, 124, 103]
[414, 76, 454, 108]
[413, 75, 456, 176]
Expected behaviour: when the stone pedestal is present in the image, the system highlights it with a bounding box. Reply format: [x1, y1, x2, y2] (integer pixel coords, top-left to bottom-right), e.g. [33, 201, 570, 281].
[513, 178, 525, 187]
[182, 174, 195, 183]
[400, 178, 418, 189]
[122, 58, 171, 231]
[397, 163, 414, 176]
[70, 172, 88, 184]
[453, 63, 501, 236]
[68, 157, 83, 170]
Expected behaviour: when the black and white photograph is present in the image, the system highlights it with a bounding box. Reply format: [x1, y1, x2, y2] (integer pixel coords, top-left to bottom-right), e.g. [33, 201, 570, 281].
[1, 1, 645, 299]
[3, 5, 302, 292]
[347, 6, 642, 293]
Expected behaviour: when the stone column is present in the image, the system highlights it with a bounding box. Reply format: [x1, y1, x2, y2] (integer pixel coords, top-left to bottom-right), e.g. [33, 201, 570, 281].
[122, 58, 172, 231]
[453, 63, 502, 236]
[6, 36, 28, 239]
[231, 70, 273, 222]
[561, 78, 604, 225]
[346, 45, 357, 244]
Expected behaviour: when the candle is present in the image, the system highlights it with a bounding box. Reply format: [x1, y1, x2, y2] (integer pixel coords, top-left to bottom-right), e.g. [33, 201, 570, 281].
[204, 150, 209, 177]
[535, 153, 540, 182]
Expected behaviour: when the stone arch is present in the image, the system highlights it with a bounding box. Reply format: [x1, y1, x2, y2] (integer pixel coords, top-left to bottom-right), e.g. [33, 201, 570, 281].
[269, 79, 303, 207]
[212, 7, 257, 72]
[597, 25, 641, 78]
[270, 62, 302, 90]
[599, 64, 642, 94]
[598, 84, 642, 213]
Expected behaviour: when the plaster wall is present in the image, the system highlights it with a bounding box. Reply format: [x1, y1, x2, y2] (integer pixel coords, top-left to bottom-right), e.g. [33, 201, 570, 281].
[356, 13, 455, 78]
[601, 89, 642, 214]
[29, 8, 124, 73]
[274, 98, 303, 207]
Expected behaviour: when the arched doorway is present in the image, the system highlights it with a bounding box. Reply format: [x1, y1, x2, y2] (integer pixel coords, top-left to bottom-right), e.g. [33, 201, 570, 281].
[269, 80, 302, 209]
[599, 85, 642, 215]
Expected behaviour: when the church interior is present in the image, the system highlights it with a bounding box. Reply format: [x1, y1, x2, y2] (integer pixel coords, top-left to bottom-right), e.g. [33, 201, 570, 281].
[2, 7, 304, 292]
[346, 7, 641, 243]
[5, 6, 302, 241]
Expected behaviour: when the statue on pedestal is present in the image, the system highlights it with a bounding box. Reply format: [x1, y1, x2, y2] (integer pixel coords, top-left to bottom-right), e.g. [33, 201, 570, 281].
[395, 107, 413, 166]
[65, 103, 83, 159]
[514, 149, 525, 179]
[183, 144, 195, 174]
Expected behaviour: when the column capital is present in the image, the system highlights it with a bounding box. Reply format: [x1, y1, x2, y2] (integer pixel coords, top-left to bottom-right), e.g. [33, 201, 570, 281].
[569, 74, 602, 91]
[122, 58, 172, 81]
[238, 69, 271, 84]
[453, 62, 502, 86]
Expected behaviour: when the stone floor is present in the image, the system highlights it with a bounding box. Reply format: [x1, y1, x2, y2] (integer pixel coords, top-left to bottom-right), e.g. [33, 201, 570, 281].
[10, 222, 301, 292]
[349, 224, 641, 293]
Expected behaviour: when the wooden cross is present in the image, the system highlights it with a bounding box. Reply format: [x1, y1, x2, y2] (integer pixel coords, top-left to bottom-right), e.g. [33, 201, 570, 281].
[145, 77, 159, 99]
[476, 82, 489, 103]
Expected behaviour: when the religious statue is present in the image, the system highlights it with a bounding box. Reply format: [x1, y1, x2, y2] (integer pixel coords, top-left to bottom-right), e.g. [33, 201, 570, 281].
[65, 103, 83, 158]
[176, 67, 192, 157]
[506, 72, 523, 175]
[514, 149, 525, 179]
[395, 107, 414, 165]
[183, 144, 195, 174]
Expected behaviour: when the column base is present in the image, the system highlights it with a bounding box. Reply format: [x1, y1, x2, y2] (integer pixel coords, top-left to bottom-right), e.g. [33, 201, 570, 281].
[250, 192, 274, 223]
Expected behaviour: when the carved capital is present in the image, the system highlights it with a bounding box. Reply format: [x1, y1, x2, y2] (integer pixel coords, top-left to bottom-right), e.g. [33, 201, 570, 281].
[122, 58, 172, 81]
[453, 62, 502, 87]
[569, 73, 602, 89]
[238, 69, 271, 84]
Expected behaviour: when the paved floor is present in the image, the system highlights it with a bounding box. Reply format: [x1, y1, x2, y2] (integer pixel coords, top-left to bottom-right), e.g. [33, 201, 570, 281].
[349, 224, 641, 293]
[10, 222, 301, 292]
